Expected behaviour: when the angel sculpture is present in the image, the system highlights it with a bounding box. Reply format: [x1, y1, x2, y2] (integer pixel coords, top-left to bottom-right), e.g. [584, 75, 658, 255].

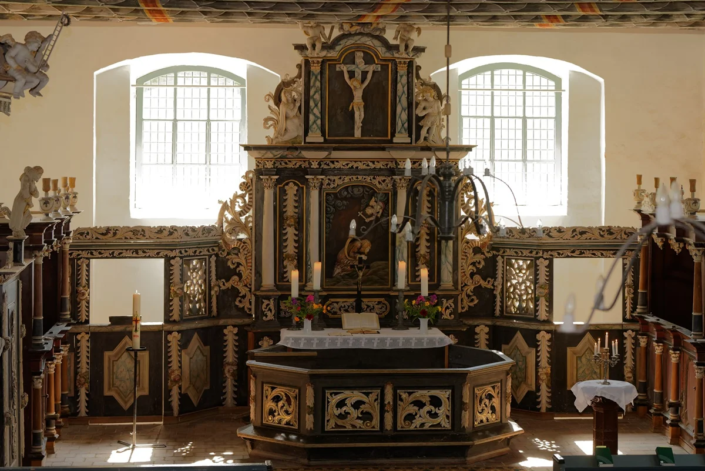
[264, 78, 303, 145]
[415, 85, 444, 145]
[394, 24, 422, 56]
[1, 31, 53, 99]
[299, 22, 333, 56]
[9, 166, 43, 238]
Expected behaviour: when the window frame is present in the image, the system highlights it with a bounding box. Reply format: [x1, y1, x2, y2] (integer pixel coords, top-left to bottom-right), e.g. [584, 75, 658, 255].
[458, 62, 564, 209]
[134, 65, 247, 217]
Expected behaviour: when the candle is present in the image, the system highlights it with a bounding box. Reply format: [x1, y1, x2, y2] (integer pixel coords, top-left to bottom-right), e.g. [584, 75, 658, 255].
[51, 179, 58, 192]
[421, 158, 429, 176]
[594, 342, 598, 356]
[605, 332, 608, 350]
[349, 219, 356, 237]
[291, 269, 299, 298]
[598, 337, 601, 352]
[429, 156, 436, 175]
[69, 177, 76, 189]
[535, 219, 544, 237]
[420, 267, 429, 297]
[42, 178, 51, 193]
[313, 262, 321, 291]
[404, 158, 411, 177]
[655, 177, 660, 189]
[670, 177, 677, 186]
[391, 214, 397, 233]
[132, 291, 141, 349]
[691, 179, 697, 194]
[397, 261, 406, 290]
[405, 223, 414, 242]
[61, 176, 68, 189]
[636, 174, 642, 186]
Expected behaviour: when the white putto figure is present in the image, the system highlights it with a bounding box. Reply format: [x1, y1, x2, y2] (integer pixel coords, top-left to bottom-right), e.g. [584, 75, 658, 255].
[299, 22, 332, 56]
[394, 24, 422, 56]
[415, 85, 444, 145]
[1, 31, 53, 99]
[264, 74, 304, 145]
[9, 166, 43, 238]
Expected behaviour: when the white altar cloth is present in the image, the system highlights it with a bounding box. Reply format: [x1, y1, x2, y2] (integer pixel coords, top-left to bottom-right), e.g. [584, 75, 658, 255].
[571, 380, 638, 413]
[278, 328, 452, 350]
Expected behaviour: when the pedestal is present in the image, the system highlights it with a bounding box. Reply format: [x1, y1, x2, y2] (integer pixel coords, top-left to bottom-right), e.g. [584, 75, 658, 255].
[592, 397, 619, 455]
[7, 235, 28, 267]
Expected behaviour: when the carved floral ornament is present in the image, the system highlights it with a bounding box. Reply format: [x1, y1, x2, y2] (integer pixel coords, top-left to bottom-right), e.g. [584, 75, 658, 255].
[72, 225, 221, 242]
[503, 226, 637, 241]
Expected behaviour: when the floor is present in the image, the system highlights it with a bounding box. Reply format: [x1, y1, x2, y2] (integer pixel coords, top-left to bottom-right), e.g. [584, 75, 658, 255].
[44, 411, 687, 470]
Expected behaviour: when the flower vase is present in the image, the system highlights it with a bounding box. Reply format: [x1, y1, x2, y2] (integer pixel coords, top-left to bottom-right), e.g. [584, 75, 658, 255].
[419, 318, 429, 334]
[304, 318, 312, 333]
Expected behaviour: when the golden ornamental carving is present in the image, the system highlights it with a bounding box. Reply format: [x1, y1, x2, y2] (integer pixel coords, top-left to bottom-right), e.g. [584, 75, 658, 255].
[394, 176, 411, 191]
[323, 299, 390, 318]
[623, 330, 636, 384]
[461, 378, 470, 429]
[320, 160, 395, 170]
[322, 176, 394, 191]
[504, 226, 636, 241]
[223, 326, 239, 407]
[262, 299, 276, 322]
[263, 384, 299, 429]
[384, 383, 393, 431]
[307, 176, 324, 191]
[76, 258, 90, 322]
[282, 181, 301, 279]
[696, 366, 705, 380]
[652, 233, 665, 250]
[654, 343, 664, 355]
[624, 259, 635, 320]
[166, 332, 181, 417]
[668, 238, 684, 255]
[536, 331, 552, 413]
[259, 336, 274, 348]
[183, 258, 207, 318]
[249, 374, 256, 423]
[536, 258, 550, 321]
[449, 334, 459, 344]
[474, 383, 501, 427]
[70, 246, 219, 259]
[475, 325, 489, 349]
[325, 390, 380, 431]
[260, 175, 279, 191]
[670, 350, 681, 364]
[689, 245, 705, 262]
[505, 258, 535, 317]
[397, 389, 452, 430]
[306, 384, 314, 431]
[72, 225, 221, 241]
[440, 298, 455, 320]
[639, 335, 649, 348]
[75, 332, 90, 416]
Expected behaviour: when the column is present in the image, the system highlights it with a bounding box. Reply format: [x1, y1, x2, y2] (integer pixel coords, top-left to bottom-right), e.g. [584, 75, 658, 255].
[636, 335, 649, 416]
[667, 349, 682, 444]
[305, 176, 323, 289]
[30, 374, 45, 462]
[306, 59, 323, 143]
[54, 350, 63, 434]
[636, 237, 650, 314]
[440, 241, 454, 290]
[61, 344, 70, 416]
[694, 365, 705, 450]
[45, 361, 57, 453]
[32, 250, 45, 348]
[651, 342, 664, 431]
[691, 248, 704, 339]
[394, 177, 410, 288]
[393, 60, 410, 143]
[261, 176, 279, 291]
[59, 237, 72, 322]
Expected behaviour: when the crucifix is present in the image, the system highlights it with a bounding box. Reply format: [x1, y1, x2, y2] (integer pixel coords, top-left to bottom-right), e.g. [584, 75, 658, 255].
[336, 51, 380, 138]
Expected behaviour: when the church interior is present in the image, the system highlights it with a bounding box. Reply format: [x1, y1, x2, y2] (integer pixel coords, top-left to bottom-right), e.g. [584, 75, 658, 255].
[3, 2, 705, 471]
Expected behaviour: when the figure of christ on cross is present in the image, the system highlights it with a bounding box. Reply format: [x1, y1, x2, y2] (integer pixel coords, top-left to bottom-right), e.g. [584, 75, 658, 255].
[336, 51, 381, 138]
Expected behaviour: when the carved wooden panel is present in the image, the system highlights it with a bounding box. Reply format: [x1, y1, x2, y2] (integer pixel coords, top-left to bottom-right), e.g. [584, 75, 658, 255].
[325, 389, 380, 432]
[182, 257, 208, 318]
[501, 332, 536, 403]
[397, 389, 451, 430]
[182, 333, 211, 407]
[567, 333, 600, 390]
[0, 281, 22, 466]
[474, 383, 501, 427]
[504, 258, 535, 317]
[262, 384, 298, 430]
[103, 336, 149, 410]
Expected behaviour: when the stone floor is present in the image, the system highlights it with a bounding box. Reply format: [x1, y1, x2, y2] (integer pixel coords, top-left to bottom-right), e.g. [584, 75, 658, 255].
[43, 411, 686, 470]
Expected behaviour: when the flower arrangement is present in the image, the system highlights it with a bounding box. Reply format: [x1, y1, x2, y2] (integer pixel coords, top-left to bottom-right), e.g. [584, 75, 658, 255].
[282, 294, 325, 325]
[404, 295, 440, 323]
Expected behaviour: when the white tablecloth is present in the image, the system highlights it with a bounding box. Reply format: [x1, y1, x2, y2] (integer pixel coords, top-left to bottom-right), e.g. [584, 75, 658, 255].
[278, 328, 452, 350]
[571, 380, 639, 413]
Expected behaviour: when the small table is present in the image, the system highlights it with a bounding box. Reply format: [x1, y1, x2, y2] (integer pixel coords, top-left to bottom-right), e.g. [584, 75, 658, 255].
[278, 327, 452, 350]
[571, 380, 638, 455]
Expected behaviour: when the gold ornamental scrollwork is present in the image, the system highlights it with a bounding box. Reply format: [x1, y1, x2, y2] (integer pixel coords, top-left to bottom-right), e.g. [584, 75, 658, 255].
[459, 182, 494, 312]
[397, 389, 452, 430]
[324, 299, 390, 318]
[474, 383, 501, 427]
[72, 225, 221, 241]
[325, 390, 380, 431]
[503, 226, 636, 241]
[263, 384, 299, 429]
[322, 176, 394, 191]
[384, 383, 393, 431]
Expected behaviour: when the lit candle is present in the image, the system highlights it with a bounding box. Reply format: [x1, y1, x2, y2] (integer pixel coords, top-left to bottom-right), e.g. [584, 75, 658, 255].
[613, 340, 617, 356]
[69, 177, 76, 189]
[429, 156, 436, 175]
[61, 176, 68, 189]
[349, 219, 356, 237]
[313, 262, 321, 291]
[51, 179, 58, 192]
[404, 158, 412, 177]
[420, 267, 429, 297]
[391, 214, 397, 233]
[291, 269, 299, 298]
[598, 337, 601, 352]
[397, 261, 406, 290]
[605, 332, 608, 351]
[594, 342, 598, 356]
[132, 291, 141, 349]
[42, 178, 51, 193]
[421, 158, 429, 176]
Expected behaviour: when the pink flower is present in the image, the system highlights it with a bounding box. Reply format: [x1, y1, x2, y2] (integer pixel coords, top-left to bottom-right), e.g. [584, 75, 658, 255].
[306, 294, 315, 303]
[429, 294, 438, 304]
[416, 295, 425, 303]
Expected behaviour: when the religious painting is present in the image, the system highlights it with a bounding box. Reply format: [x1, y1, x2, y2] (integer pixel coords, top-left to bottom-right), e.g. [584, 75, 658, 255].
[326, 48, 391, 140]
[323, 184, 391, 289]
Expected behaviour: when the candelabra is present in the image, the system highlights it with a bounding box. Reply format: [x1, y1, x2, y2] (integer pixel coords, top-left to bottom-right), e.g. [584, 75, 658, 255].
[393, 288, 408, 331]
[593, 348, 620, 385]
[312, 289, 326, 331]
[60, 184, 72, 216]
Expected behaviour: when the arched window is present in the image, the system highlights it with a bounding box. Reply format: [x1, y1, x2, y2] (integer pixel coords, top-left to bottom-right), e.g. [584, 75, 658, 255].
[459, 63, 563, 210]
[135, 66, 246, 217]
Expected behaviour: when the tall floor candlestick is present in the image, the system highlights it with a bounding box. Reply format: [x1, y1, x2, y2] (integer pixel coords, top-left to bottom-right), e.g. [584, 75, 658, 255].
[132, 291, 141, 349]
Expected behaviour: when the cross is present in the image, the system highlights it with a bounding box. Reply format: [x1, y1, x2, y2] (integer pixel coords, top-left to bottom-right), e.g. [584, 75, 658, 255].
[336, 51, 380, 83]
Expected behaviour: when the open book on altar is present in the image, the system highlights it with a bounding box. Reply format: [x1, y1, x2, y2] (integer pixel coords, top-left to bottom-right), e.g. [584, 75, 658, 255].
[341, 312, 380, 334]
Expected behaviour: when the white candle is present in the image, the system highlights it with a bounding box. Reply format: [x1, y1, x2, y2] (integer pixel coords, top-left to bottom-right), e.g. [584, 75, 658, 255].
[429, 156, 436, 175]
[536, 219, 544, 237]
[349, 219, 356, 237]
[404, 158, 412, 177]
[594, 342, 598, 356]
[391, 214, 397, 233]
[291, 269, 299, 298]
[605, 332, 608, 349]
[420, 267, 429, 297]
[313, 262, 321, 291]
[598, 337, 601, 352]
[397, 261, 406, 290]
[132, 291, 141, 349]
[405, 223, 414, 242]
[421, 158, 429, 176]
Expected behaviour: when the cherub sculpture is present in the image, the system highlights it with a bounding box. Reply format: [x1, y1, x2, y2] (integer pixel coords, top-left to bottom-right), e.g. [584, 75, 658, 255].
[264, 70, 303, 144]
[9, 166, 43, 238]
[415, 85, 444, 145]
[299, 22, 333, 56]
[1, 31, 53, 99]
[394, 24, 422, 56]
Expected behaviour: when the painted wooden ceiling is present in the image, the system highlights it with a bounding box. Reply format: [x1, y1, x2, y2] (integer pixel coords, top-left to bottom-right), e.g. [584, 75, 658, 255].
[2, 0, 705, 29]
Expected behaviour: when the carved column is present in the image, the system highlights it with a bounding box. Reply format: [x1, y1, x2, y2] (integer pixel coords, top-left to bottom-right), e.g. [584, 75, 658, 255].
[261, 176, 279, 291]
[694, 365, 705, 451]
[440, 241, 454, 290]
[393, 60, 410, 143]
[691, 248, 704, 339]
[60, 344, 70, 415]
[636, 335, 649, 416]
[59, 237, 72, 323]
[651, 342, 664, 431]
[306, 59, 324, 143]
[636, 237, 650, 314]
[54, 350, 63, 434]
[394, 177, 410, 288]
[44, 361, 57, 453]
[31, 374, 45, 460]
[667, 349, 682, 444]
[306, 176, 323, 289]
[32, 250, 45, 348]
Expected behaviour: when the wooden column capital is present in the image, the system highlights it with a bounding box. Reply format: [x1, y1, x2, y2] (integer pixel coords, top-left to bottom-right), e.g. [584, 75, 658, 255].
[670, 350, 681, 364]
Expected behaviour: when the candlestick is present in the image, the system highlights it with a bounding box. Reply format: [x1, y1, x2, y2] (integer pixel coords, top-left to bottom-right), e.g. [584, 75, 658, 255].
[349, 219, 356, 237]
[404, 158, 412, 177]
[429, 156, 436, 175]
[593, 346, 620, 385]
[421, 158, 428, 176]
[420, 267, 429, 297]
[132, 291, 141, 349]
[313, 262, 321, 291]
[391, 214, 397, 233]
[397, 261, 406, 290]
[291, 269, 299, 298]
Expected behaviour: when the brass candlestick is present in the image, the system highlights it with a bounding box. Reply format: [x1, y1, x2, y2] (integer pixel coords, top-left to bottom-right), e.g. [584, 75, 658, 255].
[593, 347, 620, 385]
